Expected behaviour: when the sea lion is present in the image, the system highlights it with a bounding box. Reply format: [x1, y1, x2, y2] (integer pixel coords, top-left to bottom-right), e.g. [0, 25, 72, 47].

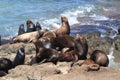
[74, 34, 88, 60]
[90, 50, 109, 67]
[26, 19, 36, 32]
[38, 31, 56, 48]
[13, 30, 44, 43]
[0, 71, 7, 77]
[35, 22, 42, 31]
[53, 16, 70, 36]
[0, 58, 13, 73]
[34, 40, 44, 53]
[51, 35, 75, 51]
[30, 48, 59, 65]
[82, 59, 95, 65]
[58, 50, 78, 62]
[18, 24, 25, 35]
[12, 46, 25, 68]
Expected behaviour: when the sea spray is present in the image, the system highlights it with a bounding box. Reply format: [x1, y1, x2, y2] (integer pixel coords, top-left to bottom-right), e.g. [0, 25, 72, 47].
[107, 45, 115, 66]
[107, 43, 120, 71]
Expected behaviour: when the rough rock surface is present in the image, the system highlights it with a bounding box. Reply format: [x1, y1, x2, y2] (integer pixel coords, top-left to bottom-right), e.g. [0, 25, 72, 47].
[0, 62, 120, 80]
[0, 32, 120, 79]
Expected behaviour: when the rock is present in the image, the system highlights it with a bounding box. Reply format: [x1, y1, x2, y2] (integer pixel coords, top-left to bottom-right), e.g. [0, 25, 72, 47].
[113, 35, 120, 63]
[84, 32, 113, 54]
[56, 62, 73, 74]
[0, 61, 119, 80]
[0, 43, 36, 55]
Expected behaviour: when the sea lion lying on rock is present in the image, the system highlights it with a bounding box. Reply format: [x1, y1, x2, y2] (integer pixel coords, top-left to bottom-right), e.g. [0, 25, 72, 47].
[30, 48, 59, 65]
[0, 58, 13, 73]
[74, 34, 88, 60]
[90, 50, 109, 67]
[53, 16, 70, 36]
[58, 50, 78, 62]
[13, 30, 44, 43]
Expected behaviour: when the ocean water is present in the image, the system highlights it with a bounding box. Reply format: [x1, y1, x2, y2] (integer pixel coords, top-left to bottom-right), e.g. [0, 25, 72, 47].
[0, 0, 120, 69]
[1, 0, 120, 39]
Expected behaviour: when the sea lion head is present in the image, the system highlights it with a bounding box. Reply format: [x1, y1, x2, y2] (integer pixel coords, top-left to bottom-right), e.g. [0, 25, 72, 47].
[19, 24, 24, 29]
[0, 58, 13, 73]
[74, 34, 87, 44]
[61, 16, 68, 23]
[26, 19, 33, 26]
[90, 50, 109, 67]
[36, 21, 42, 31]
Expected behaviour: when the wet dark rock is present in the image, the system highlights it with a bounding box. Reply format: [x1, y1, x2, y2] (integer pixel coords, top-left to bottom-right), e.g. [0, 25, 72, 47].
[84, 32, 113, 54]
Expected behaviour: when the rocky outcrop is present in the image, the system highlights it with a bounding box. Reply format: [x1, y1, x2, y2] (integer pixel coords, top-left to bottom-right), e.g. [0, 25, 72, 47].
[0, 62, 120, 80]
[0, 32, 120, 79]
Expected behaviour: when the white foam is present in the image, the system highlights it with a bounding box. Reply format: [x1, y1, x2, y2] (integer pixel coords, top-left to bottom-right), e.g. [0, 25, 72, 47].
[42, 18, 60, 30]
[107, 46, 120, 71]
[90, 14, 109, 20]
[60, 5, 95, 25]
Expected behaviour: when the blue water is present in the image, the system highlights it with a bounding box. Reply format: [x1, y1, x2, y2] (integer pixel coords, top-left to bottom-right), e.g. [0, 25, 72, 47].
[0, 0, 120, 38]
[0, 0, 120, 70]
[0, 0, 104, 38]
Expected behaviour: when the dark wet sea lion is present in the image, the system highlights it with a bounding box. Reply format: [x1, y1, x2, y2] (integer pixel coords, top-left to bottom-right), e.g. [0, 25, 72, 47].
[18, 24, 25, 35]
[0, 58, 13, 73]
[53, 16, 70, 36]
[35, 22, 42, 31]
[51, 35, 75, 51]
[30, 48, 59, 65]
[26, 19, 36, 32]
[0, 71, 7, 77]
[12, 46, 25, 68]
[90, 50, 109, 67]
[74, 34, 88, 60]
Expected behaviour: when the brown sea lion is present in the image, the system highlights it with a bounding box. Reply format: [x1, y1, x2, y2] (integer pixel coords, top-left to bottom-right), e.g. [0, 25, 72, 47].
[35, 22, 42, 31]
[58, 50, 78, 62]
[51, 35, 75, 51]
[30, 48, 59, 65]
[74, 34, 88, 60]
[26, 19, 36, 32]
[0, 58, 13, 73]
[34, 39, 44, 53]
[13, 30, 44, 43]
[53, 16, 70, 36]
[12, 46, 25, 68]
[18, 24, 25, 35]
[39, 31, 56, 47]
[82, 59, 95, 65]
[90, 50, 109, 67]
